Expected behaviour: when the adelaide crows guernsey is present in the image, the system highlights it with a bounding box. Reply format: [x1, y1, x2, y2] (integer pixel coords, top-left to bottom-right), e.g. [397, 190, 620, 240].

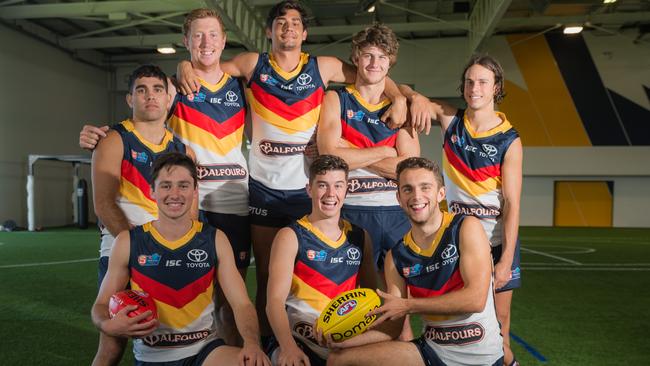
[246, 52, 325, 190]
[99, 120, 185, 257]
[392, 212, 502, 365]
[168, 74, 249, 215]
[128, 221, 218, 362]
[285, 216, 365, 358]
[337, 85, 399, 206]
[442, 110, 519, 247]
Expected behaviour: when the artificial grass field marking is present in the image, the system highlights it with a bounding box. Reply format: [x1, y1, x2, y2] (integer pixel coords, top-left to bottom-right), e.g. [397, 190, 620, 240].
[511, 332, 547, 363]
[524, 267, 650, 271]
[520, 247, 581, 265]
[0, 257, 97, 269]
[522, 245, 595, 254]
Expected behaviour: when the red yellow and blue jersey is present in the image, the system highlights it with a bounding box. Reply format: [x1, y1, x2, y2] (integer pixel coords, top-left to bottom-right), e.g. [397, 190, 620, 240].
[442, 109, 519, 246]
[128, 220, 218, 362]
[99, 120, 185, 257]
[286, 216, 365, 358]
[337, 85, 399, 206]
[168, 74, 249, 215]
[391, 212, 502, 365]
[246, 52, 325, 190]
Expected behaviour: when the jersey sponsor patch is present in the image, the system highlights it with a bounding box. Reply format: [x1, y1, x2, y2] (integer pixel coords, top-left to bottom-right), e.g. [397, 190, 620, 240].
[259, 139, 307, 156]
[423, 323, 485, 346]
[293, 321, 317, 343]
[142, 329, 210, 347]
[138, 253, 161, 266]
[347, 177, 397, 194]
[447, 201, 500, 219]
[197, 164, 247, 181]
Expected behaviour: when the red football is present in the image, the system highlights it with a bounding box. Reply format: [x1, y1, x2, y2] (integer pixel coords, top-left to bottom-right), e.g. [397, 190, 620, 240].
[108, 290, 158, 323]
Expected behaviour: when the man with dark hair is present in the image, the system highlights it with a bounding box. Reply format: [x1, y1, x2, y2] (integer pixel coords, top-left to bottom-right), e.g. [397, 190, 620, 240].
[266, 155, 376, 366]
[317, 24, 419, 272]
[92, 152, 270, 366]
[324, 157, 504, 366]
[401, 54, 523, 365]
[175, 0, 419, 342]
[90, 65, 192, 366]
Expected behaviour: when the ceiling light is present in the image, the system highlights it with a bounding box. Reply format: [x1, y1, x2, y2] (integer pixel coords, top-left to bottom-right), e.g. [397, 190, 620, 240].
[563, 26, 583, 34]
[367, 5, 376, 12]
[156, 45, 176, 54]
[603, 0, 616, 4]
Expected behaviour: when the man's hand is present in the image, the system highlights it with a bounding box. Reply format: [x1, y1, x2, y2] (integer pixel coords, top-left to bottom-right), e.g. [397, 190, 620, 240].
[381, 96, 407, 129]
[367, 289, 410, 328]
[176, 60, 201, 95]
[276, 343, 310, 366]
[408, 94, 433, 135]
[238, 342, 271, 366]
[79, 125, 109, 151]
[100, 305, 158, 338]
[494, 260, 513, 290]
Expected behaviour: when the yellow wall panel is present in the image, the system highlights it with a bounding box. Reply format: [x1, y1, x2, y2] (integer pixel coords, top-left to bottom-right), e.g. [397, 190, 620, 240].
[500, 80, 552, 146]
[507, 34, 591, 146]
[554, 182, 612, 227]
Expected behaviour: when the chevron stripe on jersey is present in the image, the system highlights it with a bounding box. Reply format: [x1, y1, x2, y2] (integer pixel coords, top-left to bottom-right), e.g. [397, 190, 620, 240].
[247, 52, 325, 190]
[337, 86, 399, 206]
[285, 216, 365, 359]
[128, 221, 218, 362]
[288, 217, 364, 312]
[442, 109, 518, 246]
[114, 119, 185, 225]
[167, 75, 249, 215]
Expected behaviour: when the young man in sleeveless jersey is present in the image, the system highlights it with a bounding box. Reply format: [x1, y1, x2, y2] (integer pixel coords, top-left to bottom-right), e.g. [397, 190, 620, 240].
[91, 65, 193, 366]
[92, 152, 269, 366]
[316, 24, 419, 272]
[400, 55, 523, 365]
[325, 157, 503, 366]
[265, 155, 376, 366]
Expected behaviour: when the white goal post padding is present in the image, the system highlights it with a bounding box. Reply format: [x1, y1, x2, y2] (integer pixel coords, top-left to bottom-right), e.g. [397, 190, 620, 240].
[27, 155, 91, 231]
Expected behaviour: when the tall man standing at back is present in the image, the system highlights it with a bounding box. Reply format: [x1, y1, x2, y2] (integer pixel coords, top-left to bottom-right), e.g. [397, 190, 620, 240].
[174, 0, 413, 341]
[401, 55, 523, 365]
[91, 65, 190, 366]
[317, 24, 419, 273]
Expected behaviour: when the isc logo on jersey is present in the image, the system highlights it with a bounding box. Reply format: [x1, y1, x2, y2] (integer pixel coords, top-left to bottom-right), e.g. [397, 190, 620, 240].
[186, 249, 209, 268]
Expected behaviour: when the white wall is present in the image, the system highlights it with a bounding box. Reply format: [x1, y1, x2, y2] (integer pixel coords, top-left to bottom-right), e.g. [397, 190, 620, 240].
[0, 24, 109, 228]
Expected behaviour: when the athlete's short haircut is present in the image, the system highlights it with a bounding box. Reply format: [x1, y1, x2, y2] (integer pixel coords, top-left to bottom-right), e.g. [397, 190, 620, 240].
[351, 24, 399, 66]
[127, 64, 168, 93]
[396, 157, 443, 188]
[183, 8, 226, 36]
[309, 155, 349, 183]
[151, 152, 198, 188]
[459, 54, 506, 104]
[266, 0, 309, 30]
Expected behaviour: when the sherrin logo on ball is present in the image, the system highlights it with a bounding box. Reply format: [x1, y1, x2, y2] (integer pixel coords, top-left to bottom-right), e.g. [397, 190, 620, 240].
[317, 288, 381, 342]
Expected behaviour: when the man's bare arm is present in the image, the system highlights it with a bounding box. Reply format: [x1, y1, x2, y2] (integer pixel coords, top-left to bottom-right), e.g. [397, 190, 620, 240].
[316, 91, 396, 170]
[266, 228, 311, 365]
[367, 128, 420, 180]
[92, 131, 130, 236]
[495, 138, 523, 289]
[91, 231, 158, 337]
